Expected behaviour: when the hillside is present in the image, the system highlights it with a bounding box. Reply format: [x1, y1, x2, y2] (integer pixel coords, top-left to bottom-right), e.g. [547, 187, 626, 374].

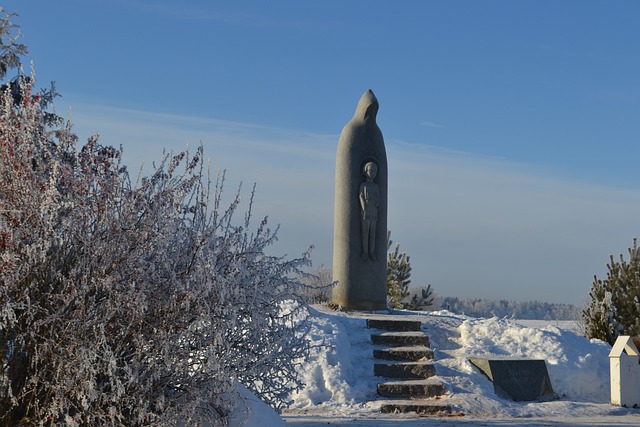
[280, 305, 640, 426]
[440, 297, 576, 320]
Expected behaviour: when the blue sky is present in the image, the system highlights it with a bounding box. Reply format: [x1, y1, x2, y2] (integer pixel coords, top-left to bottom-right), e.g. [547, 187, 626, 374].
[9, 1, 640, 304]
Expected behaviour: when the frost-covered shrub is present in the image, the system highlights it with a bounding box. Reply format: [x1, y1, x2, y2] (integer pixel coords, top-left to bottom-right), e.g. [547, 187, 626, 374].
[0, 76, 311, 425]
[583, 238, 640, 345]
[295, 265, 334, 304]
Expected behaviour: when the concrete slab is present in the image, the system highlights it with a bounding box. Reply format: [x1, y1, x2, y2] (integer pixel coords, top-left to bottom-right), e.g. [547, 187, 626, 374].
[469, 357, 555, 401]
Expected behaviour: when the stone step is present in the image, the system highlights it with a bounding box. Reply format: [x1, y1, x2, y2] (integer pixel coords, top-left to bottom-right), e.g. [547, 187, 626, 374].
[373, 346, 434, 362]
[366, 318, 422, 332]
[371, 331, 430, 347]
[374, 362, 436, 379]
[379, 401, 453, 415]
[377, 379, 446, 399]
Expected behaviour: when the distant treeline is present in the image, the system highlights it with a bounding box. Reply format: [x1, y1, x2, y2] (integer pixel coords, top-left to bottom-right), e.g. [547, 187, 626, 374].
[440, 297, 576, 320]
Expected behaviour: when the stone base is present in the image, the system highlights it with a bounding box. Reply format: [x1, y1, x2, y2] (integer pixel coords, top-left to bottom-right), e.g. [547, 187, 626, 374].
[332, 298, 387, 311]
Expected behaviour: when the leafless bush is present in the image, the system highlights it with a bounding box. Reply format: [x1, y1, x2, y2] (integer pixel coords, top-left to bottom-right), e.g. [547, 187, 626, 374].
[295, 265, 334, 304]
[0, 76, 311, 426]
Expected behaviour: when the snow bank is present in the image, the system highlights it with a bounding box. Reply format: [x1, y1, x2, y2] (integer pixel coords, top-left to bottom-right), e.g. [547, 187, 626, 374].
[229, 384, 285, 427]
[284, 305, 632, 422]
[459, 317, 611, 402]
[287, 307, 379, 412]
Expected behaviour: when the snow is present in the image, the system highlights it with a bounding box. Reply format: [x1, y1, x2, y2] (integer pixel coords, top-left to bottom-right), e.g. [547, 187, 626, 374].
[275, 305, 640, 426]
[229, 384, 286, 427]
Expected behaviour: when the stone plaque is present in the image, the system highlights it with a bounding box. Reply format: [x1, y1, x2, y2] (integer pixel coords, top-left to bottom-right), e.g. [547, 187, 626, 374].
[469, 357, 555, 401]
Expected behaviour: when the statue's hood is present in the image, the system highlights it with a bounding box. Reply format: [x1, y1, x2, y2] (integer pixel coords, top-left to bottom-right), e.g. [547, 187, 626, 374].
[353, 89, 379, 123]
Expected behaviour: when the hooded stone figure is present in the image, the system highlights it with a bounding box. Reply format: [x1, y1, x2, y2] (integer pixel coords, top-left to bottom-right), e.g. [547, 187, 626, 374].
[332, 89, 388, 310]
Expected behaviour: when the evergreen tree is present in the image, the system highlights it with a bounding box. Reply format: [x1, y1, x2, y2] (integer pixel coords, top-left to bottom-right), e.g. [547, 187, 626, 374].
[386, 232, 411, 309]
[583, 238, 640, 345]
[0, 8, 27, 80]
[0, 8, 60, 126]
[406, 284, 436, 311]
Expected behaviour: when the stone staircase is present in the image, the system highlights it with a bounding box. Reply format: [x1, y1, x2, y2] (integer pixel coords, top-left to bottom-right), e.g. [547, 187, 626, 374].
[367, 317, 452, 415]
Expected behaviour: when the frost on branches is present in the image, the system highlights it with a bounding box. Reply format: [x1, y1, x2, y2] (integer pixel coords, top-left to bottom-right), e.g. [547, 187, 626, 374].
[0, 78, 312, 426]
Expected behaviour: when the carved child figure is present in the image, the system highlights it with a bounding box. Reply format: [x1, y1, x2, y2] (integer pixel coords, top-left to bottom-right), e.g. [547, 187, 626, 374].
[359, 161, 380, 260]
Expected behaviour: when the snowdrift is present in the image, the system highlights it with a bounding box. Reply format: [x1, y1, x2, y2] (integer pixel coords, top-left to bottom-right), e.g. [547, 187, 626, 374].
[283, 305, 639, 421]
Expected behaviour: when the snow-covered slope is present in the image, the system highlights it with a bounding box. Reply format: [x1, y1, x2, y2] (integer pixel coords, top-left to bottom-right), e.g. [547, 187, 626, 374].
[282, 305, 640, 425]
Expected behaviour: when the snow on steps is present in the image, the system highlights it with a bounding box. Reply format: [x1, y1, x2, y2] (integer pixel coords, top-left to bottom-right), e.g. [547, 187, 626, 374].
[374, 361, 436, 379]
[378, 400, 453, 415]
[369, 316, 452, 415]
[373, 345, 434, 361]
[366, 318, 422, 331]
[377, 378, 446, 398]
[371, 330, 430, 346]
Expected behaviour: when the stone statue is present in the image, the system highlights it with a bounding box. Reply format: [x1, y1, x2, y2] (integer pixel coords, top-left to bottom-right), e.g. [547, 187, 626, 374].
[359, 161, 380, 260]
[332, 90, 387, 310]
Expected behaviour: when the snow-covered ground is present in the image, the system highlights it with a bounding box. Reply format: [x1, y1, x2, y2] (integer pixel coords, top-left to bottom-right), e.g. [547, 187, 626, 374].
[278, 305, 640, 426]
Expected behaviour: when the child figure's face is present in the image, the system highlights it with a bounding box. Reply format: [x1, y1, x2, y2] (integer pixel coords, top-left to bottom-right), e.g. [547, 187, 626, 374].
[364, 162, 378, 180]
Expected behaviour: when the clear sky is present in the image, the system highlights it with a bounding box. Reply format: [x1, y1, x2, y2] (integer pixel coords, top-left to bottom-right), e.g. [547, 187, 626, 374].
[8, 1, 640, 304]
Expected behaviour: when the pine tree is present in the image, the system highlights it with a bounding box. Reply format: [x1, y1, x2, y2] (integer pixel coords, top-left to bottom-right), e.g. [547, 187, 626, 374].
[386, 232, 411, 309]
[0, 8, 27, 80]
[583, 238, 640, 345]
[406, 284, 435, 310]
